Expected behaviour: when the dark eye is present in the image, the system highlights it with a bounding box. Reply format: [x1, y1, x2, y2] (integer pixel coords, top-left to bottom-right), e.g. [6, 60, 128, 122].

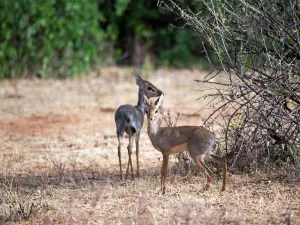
[147, 87, 155, 92]
[155, 109, 158, 113]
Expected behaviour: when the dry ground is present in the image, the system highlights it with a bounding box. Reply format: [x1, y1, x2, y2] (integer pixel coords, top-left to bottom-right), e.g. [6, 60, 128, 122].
[0, 67, 299, 224]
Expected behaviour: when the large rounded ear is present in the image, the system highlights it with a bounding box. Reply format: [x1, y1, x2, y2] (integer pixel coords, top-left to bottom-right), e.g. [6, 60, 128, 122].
[154, 93, 164, 107]
[136, 75, 143, 86]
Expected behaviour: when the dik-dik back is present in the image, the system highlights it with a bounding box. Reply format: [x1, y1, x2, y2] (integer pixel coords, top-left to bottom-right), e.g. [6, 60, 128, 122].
[115, 104, 144, 136]
[146, 95, 217, 156]
[148, 125, 217, 156]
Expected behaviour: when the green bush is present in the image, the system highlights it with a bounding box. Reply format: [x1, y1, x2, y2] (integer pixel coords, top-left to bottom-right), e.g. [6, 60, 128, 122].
[99, 0, 208, 68]
[0, 0, 214, 79]
[0, 0, 104, 78]
[157, 29, 199, 68]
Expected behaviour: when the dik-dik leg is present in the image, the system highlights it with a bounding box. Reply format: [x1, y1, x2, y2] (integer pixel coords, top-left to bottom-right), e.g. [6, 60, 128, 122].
[192, 155, 213, 190]
[125, 131, 134, 179]
[161, 154, 169, 194]
[117, 136, 123, 180]
[210, 154, 227, 192]
[136, 131, 141, 177]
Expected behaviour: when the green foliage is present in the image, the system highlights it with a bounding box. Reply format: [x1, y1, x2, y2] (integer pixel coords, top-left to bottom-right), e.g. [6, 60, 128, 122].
[99, 0, 206, 68]
[0, 0, 103, 78]
[157, 29, 200, 68]
[0, 0, 211, 79]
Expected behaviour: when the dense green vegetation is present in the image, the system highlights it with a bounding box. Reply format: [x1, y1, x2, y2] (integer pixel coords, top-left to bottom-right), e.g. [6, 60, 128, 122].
[0, 0, 103, 78]
[0, 0, 209, 79]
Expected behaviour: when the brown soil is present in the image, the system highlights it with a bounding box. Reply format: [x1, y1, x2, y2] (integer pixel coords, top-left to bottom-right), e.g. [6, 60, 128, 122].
[0, 114, 79, 137]
[0, 67, 299, 224]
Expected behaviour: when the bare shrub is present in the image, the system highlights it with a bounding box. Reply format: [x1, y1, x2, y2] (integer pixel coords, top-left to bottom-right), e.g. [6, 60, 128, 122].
[159, 0, 300, 172]
[1, 154, 24, 181]
[46, 155, 66, 181]
[161, 108, 180, 127]
[0, 187, 48, 222]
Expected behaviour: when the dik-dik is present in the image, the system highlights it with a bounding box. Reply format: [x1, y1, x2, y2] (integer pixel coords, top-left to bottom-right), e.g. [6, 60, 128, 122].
[144, 94, 227, 194]
[115, 75, 163, 179]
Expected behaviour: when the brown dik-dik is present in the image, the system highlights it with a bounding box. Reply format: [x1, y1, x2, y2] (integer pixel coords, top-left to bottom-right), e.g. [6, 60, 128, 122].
[144, 94, 227, 194]
[114, 75, 163, 180]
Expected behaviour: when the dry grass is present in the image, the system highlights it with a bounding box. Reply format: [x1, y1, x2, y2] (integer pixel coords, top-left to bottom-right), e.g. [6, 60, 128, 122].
[0, 67, 299, 224]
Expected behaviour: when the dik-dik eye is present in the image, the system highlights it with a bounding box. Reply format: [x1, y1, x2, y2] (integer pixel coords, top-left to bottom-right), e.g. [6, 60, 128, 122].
[155, 109, 158, 113]
[147, 87, 155, 92]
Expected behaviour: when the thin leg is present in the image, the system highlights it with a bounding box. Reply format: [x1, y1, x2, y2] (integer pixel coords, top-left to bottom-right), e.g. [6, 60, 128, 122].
[136, 131, 140, 178]
[118, 136, 123, 180]
[125, 132, 134, 179]
[222, 158, 227, 191]
[125, 132, 131, 177]
[161, 154, 169, 194]
[210, 154, 227, 192]
[201, 159, 213, 190]
[193, 156, 213, 190]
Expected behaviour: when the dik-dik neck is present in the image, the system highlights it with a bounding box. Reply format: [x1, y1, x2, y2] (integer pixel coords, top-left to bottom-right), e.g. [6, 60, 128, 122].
[136, 87, 145, 113]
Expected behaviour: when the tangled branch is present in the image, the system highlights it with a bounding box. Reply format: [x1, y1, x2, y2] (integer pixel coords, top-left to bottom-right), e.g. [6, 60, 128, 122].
[159, 0, 300, 170]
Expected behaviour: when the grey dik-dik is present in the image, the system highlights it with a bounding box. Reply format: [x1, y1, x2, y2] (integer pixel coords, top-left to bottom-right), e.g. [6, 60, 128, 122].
[144, 94, 227, 194]
[114, 75, 163, 179]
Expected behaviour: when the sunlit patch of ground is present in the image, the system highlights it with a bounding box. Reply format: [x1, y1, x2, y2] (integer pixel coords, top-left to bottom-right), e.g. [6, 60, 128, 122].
[0, 67, 299, 224]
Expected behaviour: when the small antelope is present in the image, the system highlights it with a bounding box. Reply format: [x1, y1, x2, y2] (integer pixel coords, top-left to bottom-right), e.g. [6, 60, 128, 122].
[144, 94, 227, 193]
[115, 75, 163, 180]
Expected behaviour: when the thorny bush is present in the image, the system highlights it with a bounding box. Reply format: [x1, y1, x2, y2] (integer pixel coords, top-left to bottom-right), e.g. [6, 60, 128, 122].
[159, 0, 300, 172]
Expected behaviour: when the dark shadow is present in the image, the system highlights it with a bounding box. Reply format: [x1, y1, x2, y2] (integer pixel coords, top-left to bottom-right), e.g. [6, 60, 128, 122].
[0, 164, 163, 191]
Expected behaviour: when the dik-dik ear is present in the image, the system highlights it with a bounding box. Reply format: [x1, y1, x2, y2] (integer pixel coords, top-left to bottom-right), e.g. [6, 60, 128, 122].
[154, 93, 164, 108]
[136, 74, 143, 86]
[143, 94, 150, 106]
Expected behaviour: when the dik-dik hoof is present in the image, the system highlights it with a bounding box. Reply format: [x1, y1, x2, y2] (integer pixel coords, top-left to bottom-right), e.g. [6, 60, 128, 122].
[125, 174, 134, 179]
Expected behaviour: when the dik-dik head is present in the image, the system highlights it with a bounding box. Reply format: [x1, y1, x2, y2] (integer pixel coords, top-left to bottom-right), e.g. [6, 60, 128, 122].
[136, 75, 163, 99]
[144, 93, 164, 122]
